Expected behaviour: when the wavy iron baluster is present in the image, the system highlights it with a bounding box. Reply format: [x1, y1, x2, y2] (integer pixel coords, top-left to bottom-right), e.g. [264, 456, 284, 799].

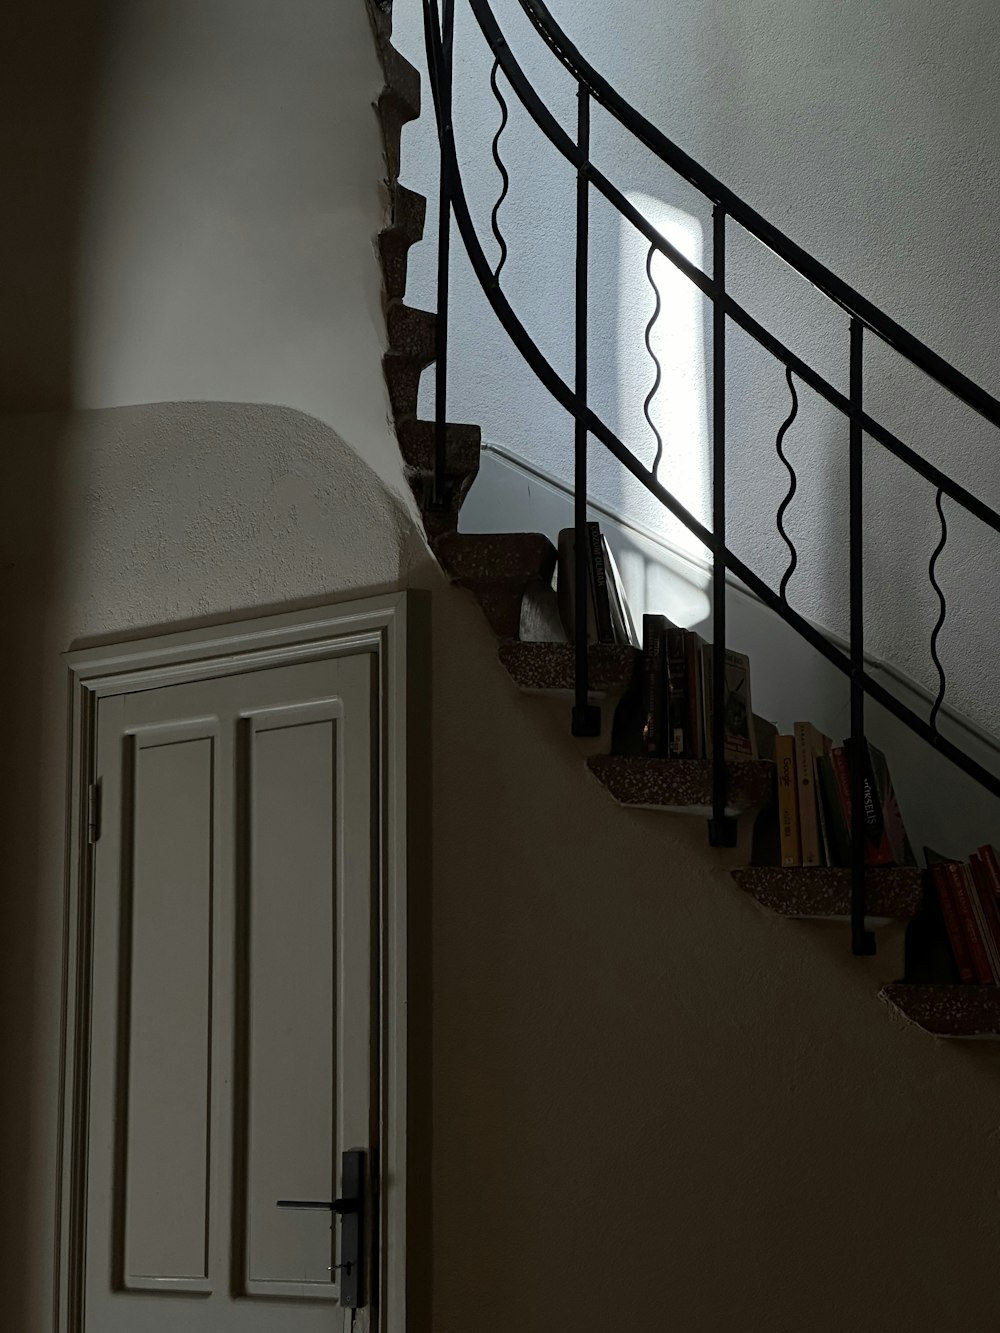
[643, 243, 664, 479]
[928, 486, 948, 732]
[489, 59, 510, 282]
[775, 365, 800, 601]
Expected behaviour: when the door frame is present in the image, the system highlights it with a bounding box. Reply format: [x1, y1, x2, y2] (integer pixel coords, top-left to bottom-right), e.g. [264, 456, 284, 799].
[56, 592, 425, 1333]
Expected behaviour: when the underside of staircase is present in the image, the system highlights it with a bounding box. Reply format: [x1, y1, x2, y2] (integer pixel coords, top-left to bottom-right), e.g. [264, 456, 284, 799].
[363, 0, 1000, 1041]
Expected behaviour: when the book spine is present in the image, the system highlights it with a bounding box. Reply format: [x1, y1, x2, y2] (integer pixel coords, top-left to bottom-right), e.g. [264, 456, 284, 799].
[812, 744, 832, 867]
[978, 845, 1000, 902]
[843, 738, 893, 865]
[794, 723, 821, 867]
[587, 523, 616, 644]
[641, 616, 668, 758]
[946, 861, 994, 984]
[869, 745, 913, 866]
[723, 649, 755, 759]
[700, 644, 713, 760]
[665, 628, 688, 757]
[970, 855, 1000, 978]
[816, 754, 850, 867]
[775, 735, 801, 867]
[684, 632, 702, 760]
[601, 536, 627, 645]
[556, 529, 574, 642]
[602, 537, 638, 648]
[929, 864, 975, 984]
[832, 744, 893, 865]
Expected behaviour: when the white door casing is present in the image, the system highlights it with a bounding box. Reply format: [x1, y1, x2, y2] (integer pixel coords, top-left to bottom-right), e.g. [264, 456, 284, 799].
[57, 595, 417, 1333]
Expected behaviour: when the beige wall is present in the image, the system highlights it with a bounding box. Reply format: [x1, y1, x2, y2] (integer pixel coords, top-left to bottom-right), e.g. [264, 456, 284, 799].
[1, 2, 999, 1331]
[1, 401, 1000, 1333]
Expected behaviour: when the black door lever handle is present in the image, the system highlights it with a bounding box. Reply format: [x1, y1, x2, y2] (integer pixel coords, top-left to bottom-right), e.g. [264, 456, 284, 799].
[276, 1198, 358, 1215]
[274, 1148, 365, 1308]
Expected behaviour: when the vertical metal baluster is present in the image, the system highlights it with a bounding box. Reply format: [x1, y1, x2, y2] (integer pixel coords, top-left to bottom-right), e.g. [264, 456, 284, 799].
[572, 86, 600, 736]
[709, 206, 735, 846]
[431, 0, 455, 513]
[849, 318, 876, 956]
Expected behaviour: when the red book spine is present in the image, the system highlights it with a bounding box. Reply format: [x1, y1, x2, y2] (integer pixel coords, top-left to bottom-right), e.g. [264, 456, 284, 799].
[946, 862, 994, 984]
[970, 855, 1000, 976]
[929, 864, 974, 984]
[830, 746, 892, 866]
[978, 844, 1000, 902]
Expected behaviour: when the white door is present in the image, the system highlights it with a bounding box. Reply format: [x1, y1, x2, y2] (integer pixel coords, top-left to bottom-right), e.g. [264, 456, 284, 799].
[83, 652, 376, 1331]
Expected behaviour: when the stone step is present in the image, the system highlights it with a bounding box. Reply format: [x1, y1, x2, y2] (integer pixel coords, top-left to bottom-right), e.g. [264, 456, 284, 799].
[880, 983, 1000, 1039]
[435, 533, 558, 639]
[732, 865, 924, 924]
[587, 754, 772, 817]
[498, 641, 637, 694]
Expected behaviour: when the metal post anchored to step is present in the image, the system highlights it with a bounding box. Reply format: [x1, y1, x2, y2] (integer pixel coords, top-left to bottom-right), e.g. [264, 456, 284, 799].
[572, 84, 600, 737]
[431, 0, 455, 514]
[849, 317, 877, 956]
[709, 206, 736, 847]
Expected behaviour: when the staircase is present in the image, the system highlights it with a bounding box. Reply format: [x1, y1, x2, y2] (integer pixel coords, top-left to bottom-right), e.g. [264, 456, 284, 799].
[365, 0, 1000, 1039]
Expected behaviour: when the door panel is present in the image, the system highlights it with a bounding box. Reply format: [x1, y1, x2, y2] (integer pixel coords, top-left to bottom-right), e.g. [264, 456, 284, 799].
[84, 655, 375, 1332]
[244, 706, 339, 1296]
[125, 729, 216, 1293]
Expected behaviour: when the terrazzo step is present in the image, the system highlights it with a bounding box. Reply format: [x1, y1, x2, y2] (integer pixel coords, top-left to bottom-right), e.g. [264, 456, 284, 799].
[366, 1, 420, 190]
[379, 187, 427, 301]
[880, 983, 1000, 1039]
[587, 755, 772, 817]
[384, 352, 429, 423]
[498, 642, 638, 695]
[435, 532, 558, 639]
[409, 473, 478, 540]
[374, 60, 420, 184]
[385, 301, 436, 361]
[397, 419, 481, 475]
[732, 865, 924, 925]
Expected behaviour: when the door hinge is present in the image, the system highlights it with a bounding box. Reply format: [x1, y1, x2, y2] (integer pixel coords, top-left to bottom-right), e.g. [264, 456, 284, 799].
[87, 783, 101, 844]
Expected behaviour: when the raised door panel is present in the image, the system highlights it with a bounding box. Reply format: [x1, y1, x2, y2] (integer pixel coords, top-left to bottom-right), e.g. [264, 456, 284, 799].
[244, 707, 339, 1296]
[124, 730, 216, 1292]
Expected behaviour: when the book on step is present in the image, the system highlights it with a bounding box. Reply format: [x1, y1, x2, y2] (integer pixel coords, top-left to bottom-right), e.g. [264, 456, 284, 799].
[640, 614, 670, 757]
[793, 722, 827, 867]
[556, 523, 637, 648]
[701, 645, 757, 761]
[922, 846, 1000, 985]
[774, 734, 801, 866]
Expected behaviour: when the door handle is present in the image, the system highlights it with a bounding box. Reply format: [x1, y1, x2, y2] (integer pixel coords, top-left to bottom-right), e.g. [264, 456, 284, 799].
[276, 1148, 366, 1308]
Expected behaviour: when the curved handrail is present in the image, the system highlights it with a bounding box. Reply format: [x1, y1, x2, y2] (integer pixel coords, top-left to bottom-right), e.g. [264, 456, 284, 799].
[467, 0, 1000, 535]
[423, 0, 1000, 801]
[516, 0, 1000, 430]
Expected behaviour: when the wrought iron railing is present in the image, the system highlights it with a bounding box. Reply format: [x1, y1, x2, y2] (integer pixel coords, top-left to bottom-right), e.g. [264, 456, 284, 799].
[422, 0, 1000, 955]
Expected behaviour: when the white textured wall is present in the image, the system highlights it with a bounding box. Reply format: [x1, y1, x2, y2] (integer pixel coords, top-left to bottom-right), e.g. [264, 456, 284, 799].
[393, 0, 1000, 733]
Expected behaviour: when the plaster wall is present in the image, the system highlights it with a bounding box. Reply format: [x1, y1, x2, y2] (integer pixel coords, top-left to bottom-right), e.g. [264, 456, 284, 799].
[1, 4, 1000, 1331]
[0, 0, 407, 502]
[392, 0, 1000, 735]
[2, 402, 1000, 1333]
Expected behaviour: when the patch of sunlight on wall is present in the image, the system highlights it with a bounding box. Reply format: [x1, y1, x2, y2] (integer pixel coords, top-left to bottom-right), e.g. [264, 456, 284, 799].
[616, 195, 710, 578]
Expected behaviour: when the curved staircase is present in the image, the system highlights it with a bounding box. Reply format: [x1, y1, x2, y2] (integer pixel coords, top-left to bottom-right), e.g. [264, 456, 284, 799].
[364, 0, 1000, 1040]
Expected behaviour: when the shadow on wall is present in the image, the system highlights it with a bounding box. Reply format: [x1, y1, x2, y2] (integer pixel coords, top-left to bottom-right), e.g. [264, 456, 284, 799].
[0, 2, 110, 1323]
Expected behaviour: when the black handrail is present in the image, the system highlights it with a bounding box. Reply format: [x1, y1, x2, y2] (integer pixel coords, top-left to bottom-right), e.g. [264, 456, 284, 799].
[421, 0, 1000, 958]
[516, 0, 1000, 431]
[469, 0, 1000, 535]
[426, 12, 1000, 794]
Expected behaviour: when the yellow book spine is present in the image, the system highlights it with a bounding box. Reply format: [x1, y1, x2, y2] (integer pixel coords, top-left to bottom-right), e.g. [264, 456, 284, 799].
[776, 735, 801, 867]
